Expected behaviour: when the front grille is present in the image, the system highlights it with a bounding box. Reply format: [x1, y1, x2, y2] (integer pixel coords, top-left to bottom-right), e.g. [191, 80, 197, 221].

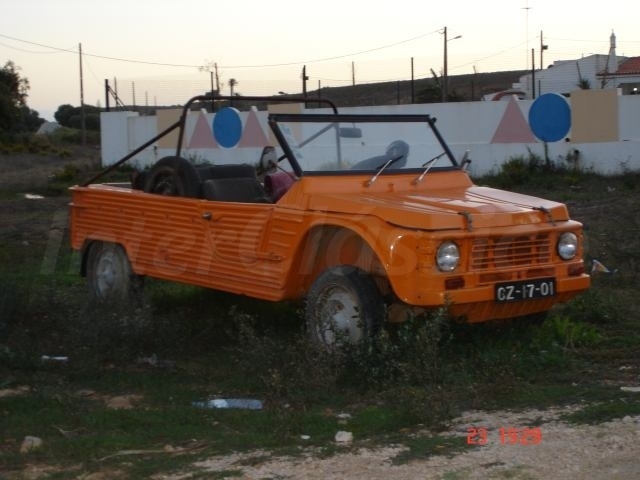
[471, 234, 551, 271]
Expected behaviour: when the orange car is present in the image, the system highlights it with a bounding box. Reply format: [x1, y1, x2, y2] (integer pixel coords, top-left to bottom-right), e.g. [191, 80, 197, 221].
[70, 95, 590, 349]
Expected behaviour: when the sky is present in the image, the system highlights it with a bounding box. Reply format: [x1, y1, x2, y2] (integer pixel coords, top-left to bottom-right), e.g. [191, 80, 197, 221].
[1, 0, 639, 121]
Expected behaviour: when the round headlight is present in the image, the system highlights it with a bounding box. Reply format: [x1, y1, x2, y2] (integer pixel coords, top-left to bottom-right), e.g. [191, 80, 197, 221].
[436, 241, 460, 272]
[557, 232, 578, 260]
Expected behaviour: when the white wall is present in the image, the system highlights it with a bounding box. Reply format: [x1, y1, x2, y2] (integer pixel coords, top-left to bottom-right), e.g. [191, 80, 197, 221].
[100, 96, 640, 177]
[100, 111, 139, 164]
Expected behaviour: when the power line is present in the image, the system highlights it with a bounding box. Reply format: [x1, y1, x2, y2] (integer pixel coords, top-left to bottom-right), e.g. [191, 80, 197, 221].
[0, 39, 73, 55]
[0, 29, 443, 69]
[545, 36, 640, 43]
[0, 34, 201, 68]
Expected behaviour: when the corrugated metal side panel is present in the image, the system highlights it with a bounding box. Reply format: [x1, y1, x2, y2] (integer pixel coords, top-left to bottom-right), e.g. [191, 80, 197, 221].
[70, 186, 292, 301]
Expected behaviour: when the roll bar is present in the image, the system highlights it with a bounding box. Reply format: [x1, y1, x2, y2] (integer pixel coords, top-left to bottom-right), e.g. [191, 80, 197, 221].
[82, 94, 338, 186]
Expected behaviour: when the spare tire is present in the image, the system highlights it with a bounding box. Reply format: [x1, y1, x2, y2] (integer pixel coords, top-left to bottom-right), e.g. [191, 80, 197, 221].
[143, 156, 201, 198]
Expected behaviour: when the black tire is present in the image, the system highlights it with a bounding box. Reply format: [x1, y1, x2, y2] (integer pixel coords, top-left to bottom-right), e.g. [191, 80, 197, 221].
[143, 156, 201, 198]
[86, 242, 144, 303]
[305, 266, 384, 350]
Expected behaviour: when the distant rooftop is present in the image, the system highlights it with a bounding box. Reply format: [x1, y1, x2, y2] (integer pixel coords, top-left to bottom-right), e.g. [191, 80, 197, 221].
[616, 57, 640, 75]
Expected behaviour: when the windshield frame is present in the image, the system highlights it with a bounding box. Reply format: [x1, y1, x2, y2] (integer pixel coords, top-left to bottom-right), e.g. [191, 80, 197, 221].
[268, 113, 460, 177]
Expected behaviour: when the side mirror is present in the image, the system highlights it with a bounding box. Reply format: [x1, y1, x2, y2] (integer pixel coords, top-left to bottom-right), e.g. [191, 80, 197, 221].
[460, 150, 471, 171]
[259, 146, 278, 171]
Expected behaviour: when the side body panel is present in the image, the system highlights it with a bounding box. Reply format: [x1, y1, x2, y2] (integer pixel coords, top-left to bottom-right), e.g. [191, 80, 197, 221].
[71, 186, 286, 300]
[70, 168, 590, 322]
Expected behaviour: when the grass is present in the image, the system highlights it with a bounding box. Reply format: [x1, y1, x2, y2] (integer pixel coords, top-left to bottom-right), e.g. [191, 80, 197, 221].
[561, 397, 640, 425]
[391, 434, 471, 464]
[2, 161, 640, 478]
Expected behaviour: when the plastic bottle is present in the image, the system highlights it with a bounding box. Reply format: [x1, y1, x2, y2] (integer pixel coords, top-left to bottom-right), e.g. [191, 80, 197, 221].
[192, 398, 263, 410]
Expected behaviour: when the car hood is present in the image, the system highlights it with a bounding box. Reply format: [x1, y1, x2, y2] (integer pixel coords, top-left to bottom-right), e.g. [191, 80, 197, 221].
[306, 186, 570, 231]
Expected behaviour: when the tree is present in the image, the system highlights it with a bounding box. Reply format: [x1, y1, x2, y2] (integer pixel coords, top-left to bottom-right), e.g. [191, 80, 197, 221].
[228, 78, 238, 96]
[54, 103, 101, 130]
[416, 82, 442, 103]
[54, 104, 75, 126]
[0, 61, 42, 135]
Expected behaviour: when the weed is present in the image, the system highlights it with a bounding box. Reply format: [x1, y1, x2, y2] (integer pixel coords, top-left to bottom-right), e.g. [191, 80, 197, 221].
[66, 301, 155, 365]
[186, 152, 214, 166]
[227, 307, 343, 405]
[473, 148, 608, 192]
[391, 434, 470, 464]
[562, 398, 640, 425]
[53, 163, 81, 182]
[555, 288, 621, 325]
[533, 315, 601, 351]
[344, 308, 451, 389]
[482, 149, 548, 188]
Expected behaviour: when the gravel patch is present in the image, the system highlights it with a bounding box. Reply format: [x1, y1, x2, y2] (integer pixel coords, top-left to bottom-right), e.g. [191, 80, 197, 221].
[159, 406, 640, 480]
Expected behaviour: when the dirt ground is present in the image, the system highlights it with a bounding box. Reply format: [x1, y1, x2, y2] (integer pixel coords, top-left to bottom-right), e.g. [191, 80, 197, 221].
[0, 148, 99, 192]
[157, 406, 640, 480]
[2, 152, 639, 480]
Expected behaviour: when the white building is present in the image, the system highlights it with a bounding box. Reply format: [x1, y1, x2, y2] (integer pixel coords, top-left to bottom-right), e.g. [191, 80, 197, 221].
[515, 31, 640, 98]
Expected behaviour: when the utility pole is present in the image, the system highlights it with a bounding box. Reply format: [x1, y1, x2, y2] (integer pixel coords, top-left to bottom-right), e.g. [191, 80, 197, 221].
[472, 65, 478, 101]
[209, 70, 214, 110]
[411, 57, 415, 103]
[104, 79, 109, 112]
[351, 61, 355, 86]
[540, 30, 548, 70]
[78, 43, 86, 145]
[302, 65, 309, 99]
[214, 62, 220, 94]
[442, 26, 461, 102]
[443, 27, 448, 102]
[531, 48, 536, 99]
[523, 0, 531, 70]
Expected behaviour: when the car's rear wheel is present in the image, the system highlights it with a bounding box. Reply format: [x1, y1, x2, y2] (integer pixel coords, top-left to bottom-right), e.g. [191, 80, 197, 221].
[86, 242, 143, 303]
[305, 266, 384, 350]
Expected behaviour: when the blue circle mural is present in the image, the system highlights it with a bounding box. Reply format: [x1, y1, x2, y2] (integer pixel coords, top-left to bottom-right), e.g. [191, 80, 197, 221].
[212, 107, 242, 148]
[528, 93, 571, 142]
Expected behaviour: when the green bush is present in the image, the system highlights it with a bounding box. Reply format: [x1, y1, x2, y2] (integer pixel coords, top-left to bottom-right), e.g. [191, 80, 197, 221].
[488, 149, 547, 187]
[226, 306, 453, 409]
[227, 306, 343, 404]
[53, 163, 81, 182]
[343, 308, 451, 389]
[556, 288, 622, 324]
[533, 315, 601, 350]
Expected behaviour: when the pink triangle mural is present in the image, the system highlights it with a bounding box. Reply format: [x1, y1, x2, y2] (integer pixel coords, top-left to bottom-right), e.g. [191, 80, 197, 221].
[491, 97, 537, 143]
[238, 109, 269, 147]
[188, 110, 218, 149]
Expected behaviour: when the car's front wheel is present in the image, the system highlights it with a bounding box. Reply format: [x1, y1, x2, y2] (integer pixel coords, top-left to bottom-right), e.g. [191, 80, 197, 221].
[305, 266, 384, 350]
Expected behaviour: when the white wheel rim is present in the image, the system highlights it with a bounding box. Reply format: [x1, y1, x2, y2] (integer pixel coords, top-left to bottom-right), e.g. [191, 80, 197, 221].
[317, 286, 363, 347]
[95, 252, 125, 298]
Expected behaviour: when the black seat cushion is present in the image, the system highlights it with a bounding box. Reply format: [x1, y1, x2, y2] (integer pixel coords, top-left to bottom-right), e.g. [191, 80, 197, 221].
[197, 164, 256, 181]
[201, 178, 271, 203]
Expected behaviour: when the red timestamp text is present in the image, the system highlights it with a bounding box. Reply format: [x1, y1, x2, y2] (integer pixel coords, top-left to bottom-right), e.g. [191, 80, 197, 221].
[466, 427, 542, 445]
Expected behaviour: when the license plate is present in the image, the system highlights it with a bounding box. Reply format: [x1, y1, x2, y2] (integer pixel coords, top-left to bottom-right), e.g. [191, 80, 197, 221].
[495, 278, 556, 303]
